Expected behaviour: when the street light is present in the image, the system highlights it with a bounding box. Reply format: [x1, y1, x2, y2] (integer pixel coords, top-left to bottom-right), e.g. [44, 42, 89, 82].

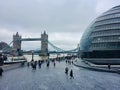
[32, 51, 34, 61]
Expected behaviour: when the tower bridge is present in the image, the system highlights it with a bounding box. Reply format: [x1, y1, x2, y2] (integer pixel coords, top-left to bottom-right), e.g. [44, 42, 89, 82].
[13, 31, 48, 56]
[11, 31, 79, 56]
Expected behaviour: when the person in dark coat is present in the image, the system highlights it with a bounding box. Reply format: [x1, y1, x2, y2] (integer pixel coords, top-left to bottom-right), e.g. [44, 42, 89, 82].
[108, 64, 111, 69]
[38, 60, 41, 68]
[31, 60, 36, 70]
[0, 55, 3, 66]
[72, 61, 73, 64]
[47, 61, 50, 68]
[66, 60, 67, 64]
[53, 61, 56, 67]
[65, 67, 69, 75]
[70, 69, 74, 79]
[27, 62, 30, 67]
[0, 67, 3, 76]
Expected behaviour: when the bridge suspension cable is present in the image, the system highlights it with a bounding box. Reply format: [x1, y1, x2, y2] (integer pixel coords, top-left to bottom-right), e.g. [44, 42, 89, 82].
[8, 41, 13, 46]
[2, 41, 13, 51]
[47, 41, 65, 52]
[48, 40, 79, 53]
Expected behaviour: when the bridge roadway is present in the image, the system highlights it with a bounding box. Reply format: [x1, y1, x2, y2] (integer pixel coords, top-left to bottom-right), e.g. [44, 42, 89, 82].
[21, 38, 41, 41]
[0, 60, 120, 90]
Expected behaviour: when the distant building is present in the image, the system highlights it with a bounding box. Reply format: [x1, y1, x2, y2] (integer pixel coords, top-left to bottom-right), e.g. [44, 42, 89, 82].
[80, 5, 120, 65]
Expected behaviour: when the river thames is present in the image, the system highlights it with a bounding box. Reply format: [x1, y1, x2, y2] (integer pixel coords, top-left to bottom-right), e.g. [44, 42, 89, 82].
[23, 54, 66, 62]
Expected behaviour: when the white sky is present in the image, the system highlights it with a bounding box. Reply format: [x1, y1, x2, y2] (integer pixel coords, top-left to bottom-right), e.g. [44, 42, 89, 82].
[0, 0, 120, 50]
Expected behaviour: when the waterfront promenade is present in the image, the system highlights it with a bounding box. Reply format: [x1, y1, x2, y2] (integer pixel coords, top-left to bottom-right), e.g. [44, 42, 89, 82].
[0, 59, 120, 90]
[73, 59, 120, 73]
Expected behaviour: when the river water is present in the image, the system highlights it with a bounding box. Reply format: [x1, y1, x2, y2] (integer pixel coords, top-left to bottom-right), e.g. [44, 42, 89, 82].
[23, 54, 66, 62]
[23, 55, 48, 62]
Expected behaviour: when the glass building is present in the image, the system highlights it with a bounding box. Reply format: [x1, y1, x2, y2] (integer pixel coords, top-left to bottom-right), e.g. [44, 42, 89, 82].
[80, 5, 120, 64]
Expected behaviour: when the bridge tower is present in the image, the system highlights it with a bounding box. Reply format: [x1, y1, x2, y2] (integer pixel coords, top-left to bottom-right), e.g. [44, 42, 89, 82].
[40, 31, 48, 56]
[13, 32, 21, 52]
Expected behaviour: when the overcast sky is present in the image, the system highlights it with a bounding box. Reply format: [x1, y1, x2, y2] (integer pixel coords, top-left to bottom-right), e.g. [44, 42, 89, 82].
[0, 0, 120, 50]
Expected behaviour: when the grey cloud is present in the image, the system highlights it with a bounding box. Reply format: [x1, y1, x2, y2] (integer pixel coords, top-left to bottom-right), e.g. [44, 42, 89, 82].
[0, 0, 97, 32]
[0, 0, 119, 50]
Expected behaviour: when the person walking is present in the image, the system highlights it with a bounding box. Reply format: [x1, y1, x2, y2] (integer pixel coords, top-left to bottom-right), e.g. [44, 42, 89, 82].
[47, 61, 50, 68]
[0, 67, 3, 76]
[53, 61, 56, 67]
[70, 69, 74, 79]
[31, 60, 36, 70]
[66, 60, 67, 64]
[27, 62, 30, 67]
[108, 64, 111, 69]
[38, 60, 41, 68]
[72, 61, 73, 64]
[65, 67, 69, 75]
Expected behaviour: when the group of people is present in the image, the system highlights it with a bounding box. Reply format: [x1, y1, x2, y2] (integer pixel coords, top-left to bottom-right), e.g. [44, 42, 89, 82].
[65, 67, 74, 79]
[27, 60, 44, 69]
[29, 59, 74, 79]
[28, 59, 56, 69]
[66, 60, 73, 65]
[46, 60, 56, 68]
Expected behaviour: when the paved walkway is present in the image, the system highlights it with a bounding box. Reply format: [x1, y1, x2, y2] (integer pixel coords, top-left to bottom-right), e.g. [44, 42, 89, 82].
[0, 61, 120, 90]
[73, 58, 120, 73]
[0, 63, 22, 71]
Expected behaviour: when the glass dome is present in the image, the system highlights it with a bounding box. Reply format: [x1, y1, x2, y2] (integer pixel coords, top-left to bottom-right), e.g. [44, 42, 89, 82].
[80, 5, 120, 64]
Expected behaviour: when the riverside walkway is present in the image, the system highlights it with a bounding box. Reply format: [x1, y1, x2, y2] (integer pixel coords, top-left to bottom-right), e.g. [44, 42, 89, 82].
[0, 60, 120, 90]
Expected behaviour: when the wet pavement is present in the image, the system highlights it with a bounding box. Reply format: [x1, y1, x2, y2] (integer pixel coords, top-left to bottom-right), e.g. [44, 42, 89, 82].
[0, 60, 120, 90]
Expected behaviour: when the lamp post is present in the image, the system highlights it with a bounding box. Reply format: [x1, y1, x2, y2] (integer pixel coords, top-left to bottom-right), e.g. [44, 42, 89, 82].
[32, 51, 34, 61]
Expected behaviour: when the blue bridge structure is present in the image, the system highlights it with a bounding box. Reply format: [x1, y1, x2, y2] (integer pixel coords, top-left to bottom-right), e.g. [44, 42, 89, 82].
[4, 31, 80, 55]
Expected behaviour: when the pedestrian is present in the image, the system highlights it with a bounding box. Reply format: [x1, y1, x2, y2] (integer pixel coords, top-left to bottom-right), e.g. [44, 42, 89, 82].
[70, 69, 74, 79]
[108, 64, 111, 69]
[65, 67, 69, 75]
[0, 55, 3, 66]
[35, 61, 37, 66]
[33, 62, 36, 70]
[66, 60, 67, 64]
[72, 61, 73, 64]
[31, 60, 36, 70]
[47, 61, 50, 67]
[31, 60, 34, 67]
[0, 67, 3, 76]
[27, 62, 30, 67]
[38, 60, 41, 68]
[53, 61, 56, 67]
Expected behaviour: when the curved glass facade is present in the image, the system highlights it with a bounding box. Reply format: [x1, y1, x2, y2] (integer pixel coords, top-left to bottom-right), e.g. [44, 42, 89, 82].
[80, 5, 120, 64]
